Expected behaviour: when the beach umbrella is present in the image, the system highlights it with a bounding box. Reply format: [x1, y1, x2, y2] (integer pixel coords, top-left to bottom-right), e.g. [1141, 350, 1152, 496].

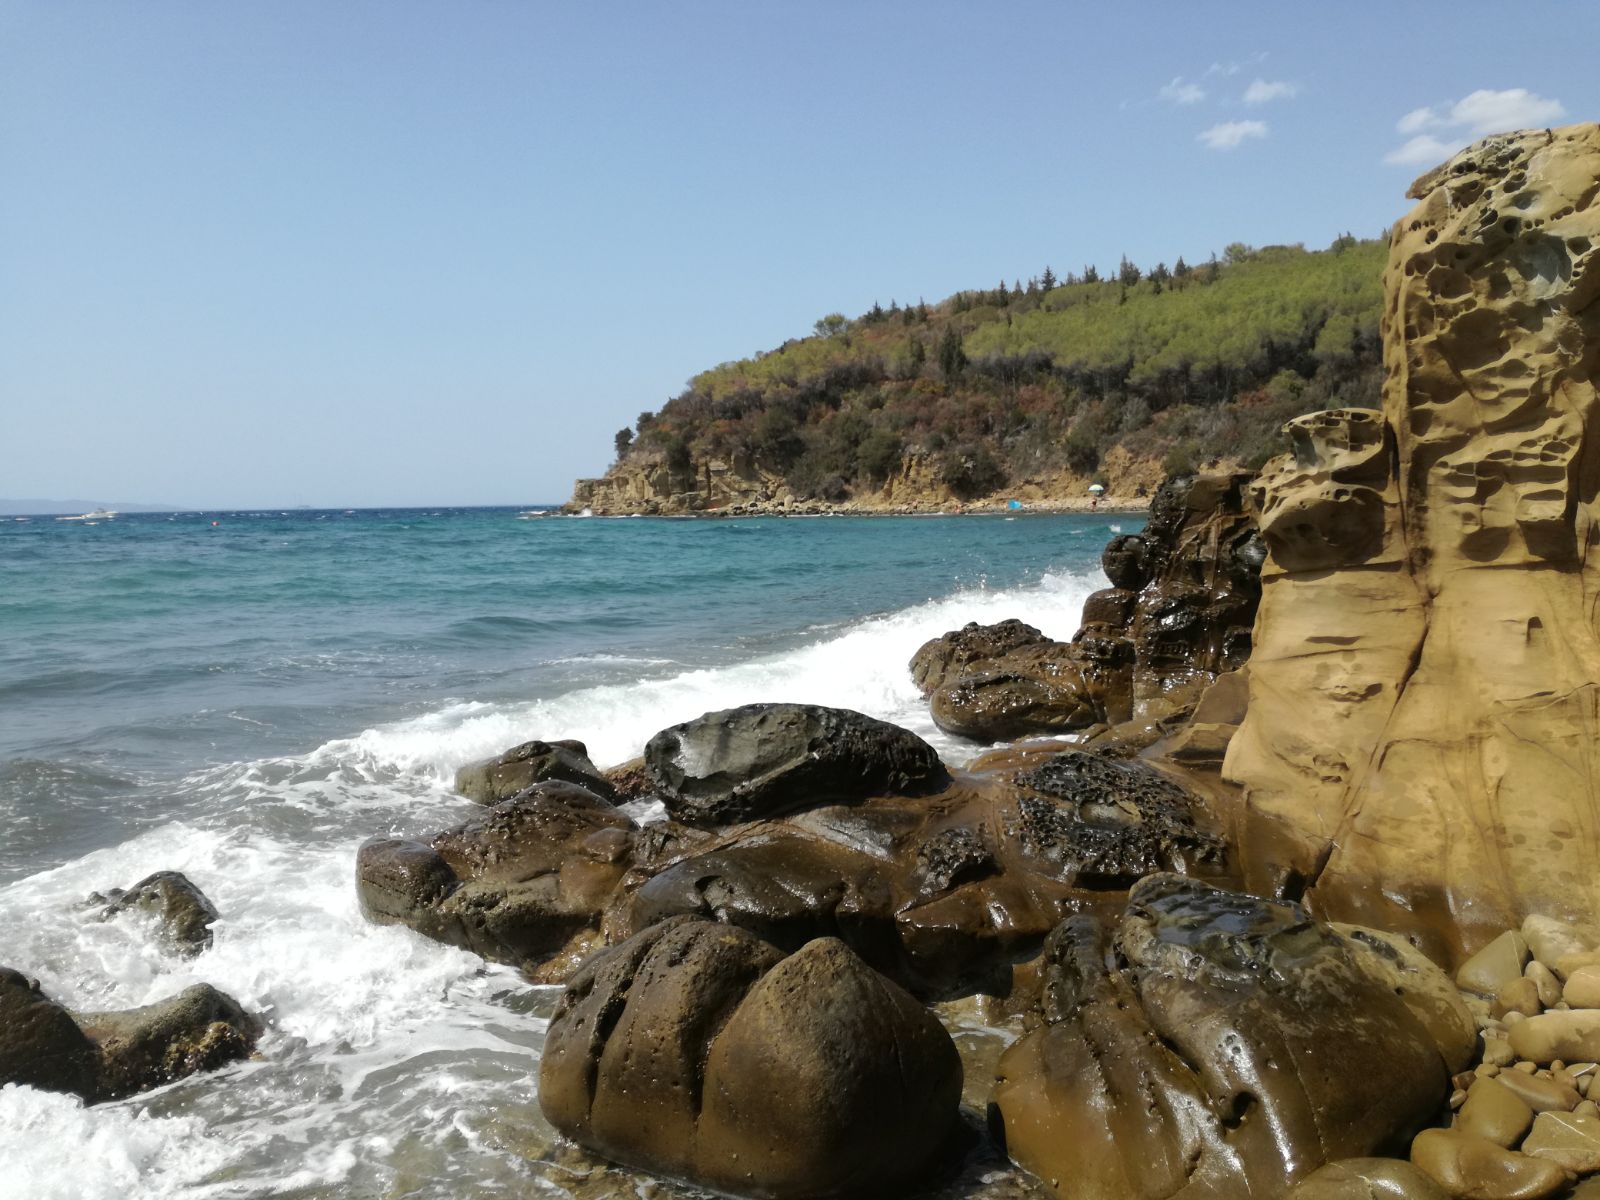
[1007, 499, 1023, 510]
[1087, 483, 1106, 494]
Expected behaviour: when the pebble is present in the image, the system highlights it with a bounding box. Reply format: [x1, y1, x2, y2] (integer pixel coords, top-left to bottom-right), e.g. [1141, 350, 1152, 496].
[1456, 1076, 1535, 1148]
[1494, 978, 1544, 1020]
[1558, 950, 1600, 980]
[1526, 961, 1564, 1008]
[1459, 932, 1532, 998]
[1410, 1127, 1567, 1199]
[1483, 1037, 1517, 1067]
[1510, 1010, 1600, 1065]
[1522, 1109, 1600, 1173]
[1566, 965, 1600, 1009]
[1492, 1068, 1582, 1113]
[1523, 915, 1594, 975]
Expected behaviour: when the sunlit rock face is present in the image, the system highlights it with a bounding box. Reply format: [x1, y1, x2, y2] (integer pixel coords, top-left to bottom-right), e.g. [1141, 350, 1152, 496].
[1225, 123, 1600, 963]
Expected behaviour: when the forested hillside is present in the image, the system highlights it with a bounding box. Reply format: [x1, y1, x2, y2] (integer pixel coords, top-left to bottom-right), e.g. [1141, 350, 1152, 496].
[583, 236, 1386, 511]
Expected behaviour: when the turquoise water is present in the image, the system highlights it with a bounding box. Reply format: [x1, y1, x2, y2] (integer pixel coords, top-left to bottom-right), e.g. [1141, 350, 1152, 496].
[0, 506, 1122, 1199]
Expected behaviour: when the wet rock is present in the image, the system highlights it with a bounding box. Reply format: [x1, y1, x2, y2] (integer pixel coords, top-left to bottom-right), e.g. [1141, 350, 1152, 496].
[0, 967, 100, 1099]
[1409, 1128, 1566, 1199]
[1565, 965, 1600, 1008]
[95, 870, 220, 957]
[538, 916, 962, 1199]
[1490, 1070, 1580, 1114]
[1458, 932, 1531, 998]
[357, 781, 639, 975]
[992, 876, 1453, 1199]
[1456, 1077, 1534, 1148]
[1285, 1158, 1449, 1199]
[454, 738, 617, 804]
[644, 703, 946, 827]
[1522, 1109, 1600, 1173]
[76, 984, 261, 1101]
[1523, 915, 1594, 975]
[910, 619, 1054, 695]
[1333, 924, 1479, 1074]
[1007, 750, 1223, 886]
[1509, 1010, 1600, 1066]
[915, 474, 1262, 743]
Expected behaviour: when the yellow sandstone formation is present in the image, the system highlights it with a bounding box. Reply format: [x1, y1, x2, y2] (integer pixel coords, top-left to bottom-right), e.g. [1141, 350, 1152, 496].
[1224, 123, 1600, 964]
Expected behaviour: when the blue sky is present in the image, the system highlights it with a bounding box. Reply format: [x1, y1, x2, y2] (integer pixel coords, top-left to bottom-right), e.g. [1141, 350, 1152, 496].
[2, 2, 1595, 507]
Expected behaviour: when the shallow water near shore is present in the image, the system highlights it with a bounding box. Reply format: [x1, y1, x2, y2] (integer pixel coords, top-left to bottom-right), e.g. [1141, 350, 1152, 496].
[0, 506, 1122, 1199]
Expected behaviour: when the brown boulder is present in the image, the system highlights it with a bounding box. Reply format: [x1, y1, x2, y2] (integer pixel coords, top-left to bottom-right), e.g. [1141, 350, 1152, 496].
[0, 967, 100, 1099]
[94, 870, 220, 957]
[910, 618, 1054, 694]
[538, 917, 962, 1199]
[76, 984, 261, 1101]
[454, 738, 617, 804]
[1285, 1158, 1448, 1199]
[992, 876, 1454, 1199]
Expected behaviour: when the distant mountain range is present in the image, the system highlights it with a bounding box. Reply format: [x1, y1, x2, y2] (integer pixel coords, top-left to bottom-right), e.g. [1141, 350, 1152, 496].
[0, 498, 187, 515]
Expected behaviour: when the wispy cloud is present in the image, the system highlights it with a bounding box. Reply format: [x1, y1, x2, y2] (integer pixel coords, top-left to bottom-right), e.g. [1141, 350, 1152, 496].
[1159, 76, 1206, 106]
[1199, 120, 1267, 151]
[1243, 79, 1297, 105]
[1204, 53, 1267, 80]
[1384, 88, 1567, 165]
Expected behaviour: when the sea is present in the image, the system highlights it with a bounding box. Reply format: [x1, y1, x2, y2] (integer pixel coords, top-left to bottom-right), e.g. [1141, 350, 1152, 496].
[0, 505, 1124, 1199]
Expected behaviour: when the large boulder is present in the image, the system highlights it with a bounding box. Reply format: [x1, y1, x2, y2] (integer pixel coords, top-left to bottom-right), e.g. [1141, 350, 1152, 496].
[631, 749, 1221, 999]
[76, 984, 261, 1101]
[93, 870, 220, 957]
[453, 738, 617, 805]
[1224, 124, 1600, 963]
[992, 876, 1456, 1199]
[912, 473, 1262, 743]
[357, 780, 645, 979]
[643, 703, 946, 827]
[0, 968, 259, 1103]
[538, 916, 962, 1199]
[0, 968, 100, 1099]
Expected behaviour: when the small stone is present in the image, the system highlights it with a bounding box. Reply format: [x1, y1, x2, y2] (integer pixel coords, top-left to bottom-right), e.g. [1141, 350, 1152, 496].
[1578, 1100, 1600, 1119]
[1494, 1068, 1582, 1113]
[1458, 931, 1532, 997]
[1523, 915, 1594, 974]
[1495, 978, 1544, 1020]
[1483, 1037, 1516, 1067]
[1527, 961, 1564, 1009]
[1515, 1061, 1539, 1074]
[1522, 1109, 1600, 1173]
[1478, 1062, 1504, 1078]
[1510, 1010, 1600, 1065]
[1565, 965, 1600, 1009]
[1450, 1088, 1469, 1109]
[1504, 1011, 1528, 1026]
[1456, 1070, 1481, 1091]
[1558, 951, 1600, 980]
[1456, 1077, 1535, 1148]
[1410, 1128, 1567, 1199]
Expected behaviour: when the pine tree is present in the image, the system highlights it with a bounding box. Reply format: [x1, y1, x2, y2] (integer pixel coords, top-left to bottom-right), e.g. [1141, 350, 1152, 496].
[1040, 265, 1057, 291]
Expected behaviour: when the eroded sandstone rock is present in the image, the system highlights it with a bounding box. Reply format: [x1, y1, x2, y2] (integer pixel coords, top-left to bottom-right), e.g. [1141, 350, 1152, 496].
[992, 876, 1455, 1199]
[1225, 123, 1600, 963]
[538, 916, 962, 1199]
[643, 703, 947, 826]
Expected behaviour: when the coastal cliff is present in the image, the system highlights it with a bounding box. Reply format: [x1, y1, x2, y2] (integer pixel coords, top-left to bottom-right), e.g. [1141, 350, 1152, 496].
[567, 237, 1386, 515]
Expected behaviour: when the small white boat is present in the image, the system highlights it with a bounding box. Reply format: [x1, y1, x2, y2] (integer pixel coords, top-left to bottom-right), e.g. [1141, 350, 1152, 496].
[56, 509, 118, 521]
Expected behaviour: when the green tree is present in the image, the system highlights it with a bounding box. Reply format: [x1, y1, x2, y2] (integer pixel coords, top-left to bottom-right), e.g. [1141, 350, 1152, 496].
[814, 313, 850, 338]
[1040, 265, 1057, 291]
[614, 427, 634, 458]
[936, 328, 967, 381]
[1118, 255, 1142, 287]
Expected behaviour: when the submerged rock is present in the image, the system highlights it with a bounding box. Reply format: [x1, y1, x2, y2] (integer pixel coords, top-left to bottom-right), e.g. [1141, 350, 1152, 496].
[992, 876, 1455, 1198]
[538, 916, 962, 1199]
[0, 967, 259, 1103]
[643, 703, 947, 827]
[454, 738, 617, 805]
[0, 968, 100, 1099]
[94, 870, 220, 956]
[76, 984, 261, 1101]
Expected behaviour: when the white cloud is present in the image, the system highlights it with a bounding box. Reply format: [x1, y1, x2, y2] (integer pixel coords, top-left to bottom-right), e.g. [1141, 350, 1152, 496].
[1199, 120, 1268, 150]
[1159, 76, 1206, 105]
[1450, 88, 1565, 134]
[1396, 106, 1440, 135]
[1384, 133, 1468, 166]
[1385, 88, 1566, 165]
[1243, 79, 1298, 105]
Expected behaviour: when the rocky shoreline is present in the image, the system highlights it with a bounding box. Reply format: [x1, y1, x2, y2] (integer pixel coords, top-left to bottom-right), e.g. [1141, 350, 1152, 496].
[5, 124, 1598, 1200]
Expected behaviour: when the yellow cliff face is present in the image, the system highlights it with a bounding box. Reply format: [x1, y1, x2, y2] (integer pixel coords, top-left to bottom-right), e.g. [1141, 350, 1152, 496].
[1225, 123, 1600, 963]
